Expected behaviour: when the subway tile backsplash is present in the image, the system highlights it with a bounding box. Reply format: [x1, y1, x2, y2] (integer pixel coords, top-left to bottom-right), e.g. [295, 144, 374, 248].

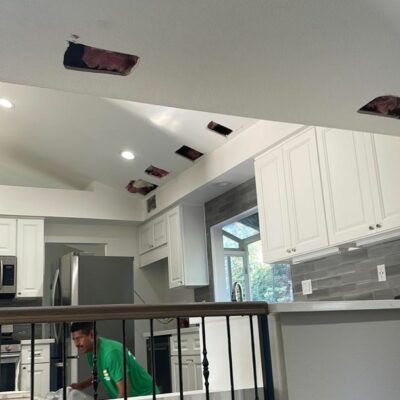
[292, 238, 400, 301]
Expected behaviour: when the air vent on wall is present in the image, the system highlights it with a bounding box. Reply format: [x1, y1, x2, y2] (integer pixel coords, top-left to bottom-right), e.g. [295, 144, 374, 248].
[207, 121, 233, 136]
[147, 195, 156, 213]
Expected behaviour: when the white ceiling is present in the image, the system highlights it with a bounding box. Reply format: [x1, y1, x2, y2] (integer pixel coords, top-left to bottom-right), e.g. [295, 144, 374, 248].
[0, 82, 257, 191]
[1, 0, 400, 193]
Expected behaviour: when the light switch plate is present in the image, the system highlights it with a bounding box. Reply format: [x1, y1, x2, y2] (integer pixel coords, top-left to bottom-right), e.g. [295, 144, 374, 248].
[377, 264, 386, 282]
[302, 279, 313, 295]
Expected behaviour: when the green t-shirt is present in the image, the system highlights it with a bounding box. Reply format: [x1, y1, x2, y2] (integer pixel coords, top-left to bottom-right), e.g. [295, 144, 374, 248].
[87, 337, 157, 398]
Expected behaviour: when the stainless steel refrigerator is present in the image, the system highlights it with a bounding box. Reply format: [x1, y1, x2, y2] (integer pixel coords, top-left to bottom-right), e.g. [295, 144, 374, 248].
[50, 252, 134, 393]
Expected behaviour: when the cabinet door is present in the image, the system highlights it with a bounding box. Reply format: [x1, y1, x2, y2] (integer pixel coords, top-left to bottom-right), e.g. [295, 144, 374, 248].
[20, 363, 50, 399]
[167, 207, 185, 287]
[171, 355, 202, 392]
[369, 133, 400, 232]
[16, 219, 44, 297]
[255, 148, 291, 263]
[317, 128, 376, 244]
[139, 223, 153, 254]
[153, 215, 167, 248]
[283, 128, 328, 254]
[0, 218, 17, 256]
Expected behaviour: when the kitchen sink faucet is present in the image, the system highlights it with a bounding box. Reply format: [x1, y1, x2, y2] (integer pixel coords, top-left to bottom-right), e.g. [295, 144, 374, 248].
[231, 281, 244, 302]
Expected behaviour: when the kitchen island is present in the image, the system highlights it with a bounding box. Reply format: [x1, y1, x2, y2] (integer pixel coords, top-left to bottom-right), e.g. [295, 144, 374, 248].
[268, 300, 400, 400]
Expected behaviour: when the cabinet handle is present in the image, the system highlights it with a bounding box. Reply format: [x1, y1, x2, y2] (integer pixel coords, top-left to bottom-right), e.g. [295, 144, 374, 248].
[286, 249, 291, 254]
[368, 225, 375, 230]
[376, 223, 382, 228]
[292, 248, 296, 252]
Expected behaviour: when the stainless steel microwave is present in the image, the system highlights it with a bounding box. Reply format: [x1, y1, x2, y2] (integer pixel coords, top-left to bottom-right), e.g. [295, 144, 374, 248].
[0, 256, 17, 296]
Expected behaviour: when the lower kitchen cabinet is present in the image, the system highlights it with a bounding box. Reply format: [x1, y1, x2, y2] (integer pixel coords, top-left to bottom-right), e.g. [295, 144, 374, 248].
[171, 355, 202, 392]
[20, 363, 50, 398]
[20, 342, 51, 398]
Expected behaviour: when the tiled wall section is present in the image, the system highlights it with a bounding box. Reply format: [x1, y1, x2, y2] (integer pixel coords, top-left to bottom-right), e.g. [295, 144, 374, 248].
[194, 178, 258, 302]
[292, 239, 400, 301]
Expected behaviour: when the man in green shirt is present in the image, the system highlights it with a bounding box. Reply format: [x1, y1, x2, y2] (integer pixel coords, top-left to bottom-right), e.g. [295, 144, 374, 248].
[70, 322, 158, 398]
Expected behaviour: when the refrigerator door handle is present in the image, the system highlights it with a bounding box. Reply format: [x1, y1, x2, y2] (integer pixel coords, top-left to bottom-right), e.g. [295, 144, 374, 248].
[51, 268, 61, 343]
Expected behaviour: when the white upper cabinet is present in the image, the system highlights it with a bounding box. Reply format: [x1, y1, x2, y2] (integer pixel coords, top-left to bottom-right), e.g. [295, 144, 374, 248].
[16, 219, 44, 298]
[255, 128, 327, 263]
[166, 204, 208, 288]
[0, 218, 17, 256]
[139, 214, 167, 254]
[317, 128, 377, 245]
[255, 147, 291, 262]
[283, 128, 328, 254]
[368, 133, 400, 233]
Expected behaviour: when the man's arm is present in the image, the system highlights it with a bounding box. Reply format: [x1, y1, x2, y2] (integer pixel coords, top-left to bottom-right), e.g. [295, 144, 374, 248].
[71, 375, 92, 390]
[116, 379, 127, 398]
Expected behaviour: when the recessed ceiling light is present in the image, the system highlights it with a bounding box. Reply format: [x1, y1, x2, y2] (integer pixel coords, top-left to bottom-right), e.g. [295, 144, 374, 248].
[0, 98, 14, 109]
[121, 150, 135, 160]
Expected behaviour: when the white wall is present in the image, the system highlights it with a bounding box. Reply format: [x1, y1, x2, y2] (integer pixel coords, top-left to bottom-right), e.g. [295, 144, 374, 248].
[0, 181, 144, 221]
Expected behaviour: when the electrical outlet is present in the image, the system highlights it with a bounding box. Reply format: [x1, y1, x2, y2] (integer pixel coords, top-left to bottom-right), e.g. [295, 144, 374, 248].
[302, 279, 313, 295]
[377, 264, 386, 282]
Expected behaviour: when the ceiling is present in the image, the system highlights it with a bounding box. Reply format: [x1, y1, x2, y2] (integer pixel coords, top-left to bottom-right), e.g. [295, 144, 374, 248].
[1, 0, 400, 194]
[0, 82, 256, 192]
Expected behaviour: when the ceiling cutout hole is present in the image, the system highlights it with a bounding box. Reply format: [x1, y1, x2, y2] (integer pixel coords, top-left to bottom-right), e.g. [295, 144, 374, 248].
[145, 165, 169, 178]
[125, 179, 157, 195]
[175, 145, 204, 161]
[207, 121, 233, 136]
[63, 41, 139, 76]
[358, 95, 400, 119]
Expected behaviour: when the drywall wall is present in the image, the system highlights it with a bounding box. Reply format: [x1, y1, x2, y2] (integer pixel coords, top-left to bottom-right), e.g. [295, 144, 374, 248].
[0, 181, 144, 221]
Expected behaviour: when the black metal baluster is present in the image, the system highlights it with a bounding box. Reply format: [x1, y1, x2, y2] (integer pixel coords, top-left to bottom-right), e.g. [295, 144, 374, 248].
[92, 321, 99, 400]
[0, 324, 2, 385]
[249, 316, 259, 400]
[122, 320, 128, 400]
[62, 322, 67, 400]
[0, 322, 1, 382]
[226, 316, 235, 400]
[257, 315, 274, 400]
[177, 318, 183, 400]
[201, 316, 210, 400]
[30, 323, 35, 400]
[150, 319, 156, 400]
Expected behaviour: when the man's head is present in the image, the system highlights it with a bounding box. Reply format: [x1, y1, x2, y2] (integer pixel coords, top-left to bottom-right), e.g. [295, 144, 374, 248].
[71, 322, 94, 353]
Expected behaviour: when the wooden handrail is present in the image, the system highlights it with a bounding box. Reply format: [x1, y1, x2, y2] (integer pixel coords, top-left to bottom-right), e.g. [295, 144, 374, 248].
[0, 302, 269, 324]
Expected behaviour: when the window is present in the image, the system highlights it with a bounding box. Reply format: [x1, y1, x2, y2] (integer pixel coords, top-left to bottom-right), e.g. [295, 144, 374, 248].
[218, 211, 293, 303]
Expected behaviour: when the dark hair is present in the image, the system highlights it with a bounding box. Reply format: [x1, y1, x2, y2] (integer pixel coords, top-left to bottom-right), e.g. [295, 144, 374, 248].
[70, 321, 94, 335]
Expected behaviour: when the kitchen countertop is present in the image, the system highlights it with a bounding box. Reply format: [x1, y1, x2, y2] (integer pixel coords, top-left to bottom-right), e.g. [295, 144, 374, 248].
[0, 392, 30, 400]
[143, 326, 198, 338]
[268, 299, 400, 313]
[20, 338, 55, 345]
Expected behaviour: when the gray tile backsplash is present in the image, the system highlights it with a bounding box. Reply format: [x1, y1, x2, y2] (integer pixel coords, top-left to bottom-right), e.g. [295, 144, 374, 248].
[194, 178, 258, 302]
[292, 239, 400, 301]
[195, 176, 400, 303]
